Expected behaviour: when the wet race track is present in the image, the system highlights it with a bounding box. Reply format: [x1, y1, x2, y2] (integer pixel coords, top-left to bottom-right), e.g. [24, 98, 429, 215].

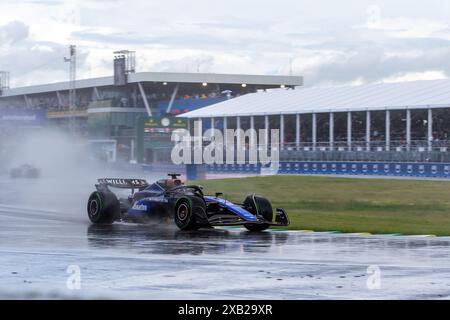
[1, 173, 450, 299]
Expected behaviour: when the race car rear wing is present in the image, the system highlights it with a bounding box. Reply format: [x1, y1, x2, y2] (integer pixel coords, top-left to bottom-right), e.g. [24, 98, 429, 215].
[97, 178, 149, 191]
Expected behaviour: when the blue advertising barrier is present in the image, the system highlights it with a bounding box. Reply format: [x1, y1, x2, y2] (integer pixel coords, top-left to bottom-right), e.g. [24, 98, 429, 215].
[206, 163, 261, 174]
[0, 108, 47, 126]
[205, 161, 450, 179]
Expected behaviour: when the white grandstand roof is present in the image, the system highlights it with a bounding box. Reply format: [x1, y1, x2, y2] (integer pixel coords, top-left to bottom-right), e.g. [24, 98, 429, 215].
[180, 79, 450, 118]
[0, 72, 302, 97]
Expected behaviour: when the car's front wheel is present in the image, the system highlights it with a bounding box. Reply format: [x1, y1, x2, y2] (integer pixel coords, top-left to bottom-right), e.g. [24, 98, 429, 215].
[87, 191, 119, 224]
[243, 195, 273, 232]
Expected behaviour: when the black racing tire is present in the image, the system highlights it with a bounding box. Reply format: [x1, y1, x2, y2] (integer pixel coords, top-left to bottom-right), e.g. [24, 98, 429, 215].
[174, 198, 198, 230]
[243, 195, 273, 232]
[87, 191, 120, 224]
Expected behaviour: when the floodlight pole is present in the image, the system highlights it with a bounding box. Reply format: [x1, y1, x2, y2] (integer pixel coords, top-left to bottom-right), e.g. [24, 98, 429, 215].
[0, 71, 10, 95]
[64, 45, 77, 133]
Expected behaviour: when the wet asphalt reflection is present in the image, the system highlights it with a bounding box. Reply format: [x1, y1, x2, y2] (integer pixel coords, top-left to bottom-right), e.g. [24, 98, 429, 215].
[1, 176, 450, 299]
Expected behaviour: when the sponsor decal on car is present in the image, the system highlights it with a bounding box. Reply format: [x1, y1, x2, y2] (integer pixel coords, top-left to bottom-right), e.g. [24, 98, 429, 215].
[98, 178, 148, 187]
[132, 203, 148, 211]
[143, 197, 169, 203]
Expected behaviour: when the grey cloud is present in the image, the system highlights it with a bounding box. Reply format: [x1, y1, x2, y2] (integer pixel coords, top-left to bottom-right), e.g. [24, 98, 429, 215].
[304, 45, 450, 85]
[4, 0, 450, 86]
[150, 55, 215, 73]
[21, 0, 62, 4]
[71, 29, 294, 52]
[391, 37, 450, 50]
[192, 18, 271, 31]
[0, 21, 29, 45]
[301, 33, 450, 51]
[0, 21, 87, 84]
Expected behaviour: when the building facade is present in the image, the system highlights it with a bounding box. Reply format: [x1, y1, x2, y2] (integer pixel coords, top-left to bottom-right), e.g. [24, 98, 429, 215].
[0, 72, 303, 162]
[182, 79, 450, 163]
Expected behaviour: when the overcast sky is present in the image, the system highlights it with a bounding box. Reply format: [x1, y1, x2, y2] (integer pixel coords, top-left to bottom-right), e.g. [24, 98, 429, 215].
[1, 0, 450, 87]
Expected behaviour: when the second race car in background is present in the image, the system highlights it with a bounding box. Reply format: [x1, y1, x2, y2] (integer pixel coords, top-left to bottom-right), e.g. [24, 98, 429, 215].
[9, 164, 40, 179]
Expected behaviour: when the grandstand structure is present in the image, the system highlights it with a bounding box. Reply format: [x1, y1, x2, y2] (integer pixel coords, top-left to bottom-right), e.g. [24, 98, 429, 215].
[182, 79, 450, 163]
[0, 72, 302, 161]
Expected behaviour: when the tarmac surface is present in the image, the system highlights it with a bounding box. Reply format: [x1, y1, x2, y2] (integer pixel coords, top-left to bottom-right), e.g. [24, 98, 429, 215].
[1, 173, 450, 299]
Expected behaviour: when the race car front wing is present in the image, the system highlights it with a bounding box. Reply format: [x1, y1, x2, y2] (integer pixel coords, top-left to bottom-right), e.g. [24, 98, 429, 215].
[207, 208, 290, 227]
[273, 208, 290, 226]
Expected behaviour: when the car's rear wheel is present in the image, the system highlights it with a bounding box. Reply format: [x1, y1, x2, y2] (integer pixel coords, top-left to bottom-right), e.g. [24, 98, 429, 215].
[174, 198, 198, 230]
[243, 195, 273, 232]
[87, 191, 119, 224]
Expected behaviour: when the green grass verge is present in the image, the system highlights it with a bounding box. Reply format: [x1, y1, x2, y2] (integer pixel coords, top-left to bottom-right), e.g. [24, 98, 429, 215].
[193, 175, 450, 236]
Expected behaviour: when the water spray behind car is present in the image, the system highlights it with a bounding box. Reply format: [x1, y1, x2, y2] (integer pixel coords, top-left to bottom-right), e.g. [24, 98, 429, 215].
[5, 128, 115, 217]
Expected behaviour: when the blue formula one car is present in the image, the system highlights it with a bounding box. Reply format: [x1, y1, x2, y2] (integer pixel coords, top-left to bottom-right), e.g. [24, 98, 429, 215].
[87, 174, 289, 232]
